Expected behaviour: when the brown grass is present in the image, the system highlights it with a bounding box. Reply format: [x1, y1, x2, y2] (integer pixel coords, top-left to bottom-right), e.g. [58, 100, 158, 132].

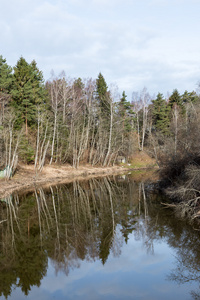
[0, 152, 158, 199]
[131, 151, 157, 167]
[0, 164, 130, 199]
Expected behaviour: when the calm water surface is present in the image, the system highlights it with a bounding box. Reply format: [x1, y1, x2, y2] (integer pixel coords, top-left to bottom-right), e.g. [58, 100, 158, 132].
[0, 174, 200, 299]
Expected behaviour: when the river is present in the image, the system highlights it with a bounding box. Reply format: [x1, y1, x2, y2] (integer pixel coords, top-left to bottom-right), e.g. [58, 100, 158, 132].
[0, 173, 200, 299]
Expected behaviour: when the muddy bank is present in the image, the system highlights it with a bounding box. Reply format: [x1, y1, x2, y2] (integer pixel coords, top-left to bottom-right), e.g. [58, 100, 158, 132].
[0, 164, 133, 198]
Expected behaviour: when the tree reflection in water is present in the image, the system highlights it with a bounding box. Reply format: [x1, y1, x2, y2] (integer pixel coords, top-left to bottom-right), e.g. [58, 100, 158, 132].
[0, 175, 200, 298]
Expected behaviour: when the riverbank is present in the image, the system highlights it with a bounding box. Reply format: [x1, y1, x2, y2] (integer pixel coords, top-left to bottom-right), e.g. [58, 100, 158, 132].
[0, 164, 133, 199]
[0, 151, 158, 199]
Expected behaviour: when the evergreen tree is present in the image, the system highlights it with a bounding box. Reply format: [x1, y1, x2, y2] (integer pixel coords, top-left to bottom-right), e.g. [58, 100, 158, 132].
[29, 60, 46, 107]
[96, 73, 110, 117]
[0, 55, 13, 123]
[118, 91, 130, 117]
[74, 77, 84, 91]
[11, 57, 46, 134]
[181, 90, 199, 104]
[118, 91, 133, 133]
[168, 89, 183, 110]
[73, 77, 84, 102]
[0, 55, 13, 93]
[152, 93, 170, 135]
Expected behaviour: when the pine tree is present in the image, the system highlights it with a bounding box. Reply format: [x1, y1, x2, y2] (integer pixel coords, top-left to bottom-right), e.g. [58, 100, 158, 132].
[152, 93, 170, 135]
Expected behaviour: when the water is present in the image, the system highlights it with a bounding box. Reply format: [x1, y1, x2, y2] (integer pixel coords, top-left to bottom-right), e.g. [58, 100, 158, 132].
[0, 174, 200, 299]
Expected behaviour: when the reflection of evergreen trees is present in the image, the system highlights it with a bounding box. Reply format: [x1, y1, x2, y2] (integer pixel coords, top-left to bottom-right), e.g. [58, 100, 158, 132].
[0, 175, 200, 298]
[0, 194, 48, 298]
[0, 176, 141, 297]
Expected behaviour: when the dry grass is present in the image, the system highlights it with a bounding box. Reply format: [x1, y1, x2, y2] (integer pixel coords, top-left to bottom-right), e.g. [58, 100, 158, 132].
[0, 164, 130, 199]
[128, 151, 158, 169]
[0, 152, 158, 199]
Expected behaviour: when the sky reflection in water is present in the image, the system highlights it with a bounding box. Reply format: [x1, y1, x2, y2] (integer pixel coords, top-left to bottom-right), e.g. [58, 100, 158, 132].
[1, 175, 200, 300]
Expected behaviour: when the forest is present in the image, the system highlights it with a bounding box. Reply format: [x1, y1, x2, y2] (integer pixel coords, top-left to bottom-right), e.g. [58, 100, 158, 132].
[1, 55, 200, 221]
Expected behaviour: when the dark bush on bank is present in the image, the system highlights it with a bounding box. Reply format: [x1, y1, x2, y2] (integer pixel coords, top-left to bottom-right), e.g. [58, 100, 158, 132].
[159, 154, 200, 222]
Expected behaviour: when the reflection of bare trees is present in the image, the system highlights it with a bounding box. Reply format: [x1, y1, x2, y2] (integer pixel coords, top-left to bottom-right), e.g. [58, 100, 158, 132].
[1, 175, 200, 298]
[167, 228, 200, 299]
[0, 176, 141, 292]
[134, 184, 200, 299]
[0, 194, 21, 248]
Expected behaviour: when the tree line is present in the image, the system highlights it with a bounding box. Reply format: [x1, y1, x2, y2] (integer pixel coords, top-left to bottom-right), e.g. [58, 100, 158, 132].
[0, 54, 200, 180]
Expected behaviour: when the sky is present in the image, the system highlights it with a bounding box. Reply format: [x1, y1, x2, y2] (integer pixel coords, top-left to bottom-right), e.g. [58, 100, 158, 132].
[1, 0, 200, 100]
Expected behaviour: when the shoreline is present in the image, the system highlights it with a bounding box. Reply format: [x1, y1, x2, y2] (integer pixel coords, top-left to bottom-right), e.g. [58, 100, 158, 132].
[0, 164, 132, 199]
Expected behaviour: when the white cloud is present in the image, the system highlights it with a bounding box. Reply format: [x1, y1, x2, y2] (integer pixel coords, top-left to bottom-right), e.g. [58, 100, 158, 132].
[1, 0, 200, 99]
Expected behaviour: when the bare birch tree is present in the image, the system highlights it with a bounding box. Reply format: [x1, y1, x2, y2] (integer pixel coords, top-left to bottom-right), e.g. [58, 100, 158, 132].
[2, 109, 21, 179]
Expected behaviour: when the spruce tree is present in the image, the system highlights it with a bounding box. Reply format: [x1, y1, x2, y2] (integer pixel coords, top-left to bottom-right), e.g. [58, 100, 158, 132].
[11, 57, 46, 134]
[96, 73, 110, 117]
[0, 55, 13, 93]
[152, 93, 170, 135]
[118, 91, 133, 133]
[29, 60, 46, 107]
[118, 91, 130, 117]
[168, 89, 186, 123]
[168, 89, 183, 109]
[181, 90, 199, 104]
[73, 77, 84, 102]
[0, 55, 13, 123]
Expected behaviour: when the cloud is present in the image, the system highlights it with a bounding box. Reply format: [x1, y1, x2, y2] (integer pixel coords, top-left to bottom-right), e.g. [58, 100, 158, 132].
[1, 0, 200, 99]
